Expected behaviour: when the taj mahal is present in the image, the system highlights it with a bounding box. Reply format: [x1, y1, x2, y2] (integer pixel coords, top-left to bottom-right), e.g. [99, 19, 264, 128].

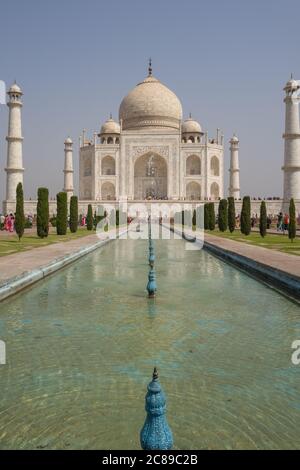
[2, 63, 300, 215]
[79, 61, 224, 203]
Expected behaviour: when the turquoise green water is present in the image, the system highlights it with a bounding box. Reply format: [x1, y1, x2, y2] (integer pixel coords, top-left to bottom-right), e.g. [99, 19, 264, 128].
[0, 236, 300, 449]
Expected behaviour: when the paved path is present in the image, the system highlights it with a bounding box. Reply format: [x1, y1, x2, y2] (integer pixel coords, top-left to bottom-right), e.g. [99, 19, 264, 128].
[0, 231, 106, 285]
[205, 233, 300, 278]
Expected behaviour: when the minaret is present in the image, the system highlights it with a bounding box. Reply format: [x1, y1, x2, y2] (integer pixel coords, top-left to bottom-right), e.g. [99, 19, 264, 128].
[5, 82, 24, 201]
[228, 134, 240, 199]
[63, 137, 74, 201]
[282, 76, 300, 202]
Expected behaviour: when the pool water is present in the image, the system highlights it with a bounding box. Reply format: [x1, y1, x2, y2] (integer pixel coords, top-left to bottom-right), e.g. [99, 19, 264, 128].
[0, 233, 300, 449]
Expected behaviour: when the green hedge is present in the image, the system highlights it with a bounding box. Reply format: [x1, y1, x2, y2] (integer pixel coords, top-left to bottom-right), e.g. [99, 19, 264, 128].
[86, 204, 93, 230]
[37, 187, 49, 238]
[218, 199, 228, 232]
[56, 192, 68, 235]
[259, 201, 267, 238]
[69, 196, 78, 233]
[289, 198, 296, 242]
[208, 203, 215, 231]
[241, 196, 251, 235]
[15, 182, 25, 240]
[228, 197, 235, 233]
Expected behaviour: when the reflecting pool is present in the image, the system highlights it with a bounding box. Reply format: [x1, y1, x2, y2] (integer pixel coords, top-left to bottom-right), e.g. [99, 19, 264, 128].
[0, 234, 300, 449]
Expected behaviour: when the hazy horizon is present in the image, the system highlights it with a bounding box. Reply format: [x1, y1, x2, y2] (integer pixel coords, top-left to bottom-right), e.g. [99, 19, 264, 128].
[1, 0, 299, 201]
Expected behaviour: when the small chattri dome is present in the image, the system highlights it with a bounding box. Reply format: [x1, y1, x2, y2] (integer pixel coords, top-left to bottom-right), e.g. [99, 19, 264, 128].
[100, 117, 120, 135]
[65, 137, 73, 144]
[8, 82, 22, 94]
[230, 134, 239, 142]
[284, 76, 300, 92]
[182, 116, 202, 134]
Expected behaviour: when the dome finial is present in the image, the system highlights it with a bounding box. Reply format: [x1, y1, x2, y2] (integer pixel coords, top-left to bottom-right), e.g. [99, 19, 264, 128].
[189, 112, 192, 119]
[153, 367, 158, 381]
[291, 73, 293, 80]
[148, 57, 152, 76]
[110, 112, 112, 119]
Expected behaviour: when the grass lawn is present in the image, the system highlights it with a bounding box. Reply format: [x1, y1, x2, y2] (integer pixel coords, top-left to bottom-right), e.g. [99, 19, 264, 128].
[0, 227, 95, 257]
[205, 229, 300, 256]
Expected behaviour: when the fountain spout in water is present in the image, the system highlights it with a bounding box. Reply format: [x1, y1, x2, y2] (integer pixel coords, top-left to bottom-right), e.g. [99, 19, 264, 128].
[140, 368, 173, 450]
[148, 214, 152, 239]
[147, 216, 156, 294]
[149, 244, 155, 267]
[149, 229, 155, 267]
[147, 267, 157, 298]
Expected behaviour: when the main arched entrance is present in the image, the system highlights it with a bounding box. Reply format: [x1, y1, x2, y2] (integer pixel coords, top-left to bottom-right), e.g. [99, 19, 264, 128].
[101, 182, 116, 200]
[134, 153, 168, 200]
[186, 181, 201, 200]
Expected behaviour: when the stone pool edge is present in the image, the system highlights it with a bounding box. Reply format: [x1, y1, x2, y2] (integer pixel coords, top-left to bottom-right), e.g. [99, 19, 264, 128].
[203, 240, 300, 302]
[0, 232, 125, 302]
[167, 225, 300, 302]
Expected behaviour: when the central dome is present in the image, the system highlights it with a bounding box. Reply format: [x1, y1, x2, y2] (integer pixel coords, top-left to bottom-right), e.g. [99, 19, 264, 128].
[119, 74, 182, 131]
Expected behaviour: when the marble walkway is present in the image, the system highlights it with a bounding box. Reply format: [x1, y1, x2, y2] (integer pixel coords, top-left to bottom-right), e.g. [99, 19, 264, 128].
[0, 232, 105, 285]
[204, 233, 300, 278]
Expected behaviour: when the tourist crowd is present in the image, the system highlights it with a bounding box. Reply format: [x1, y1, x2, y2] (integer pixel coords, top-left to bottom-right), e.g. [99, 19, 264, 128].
[237, 212, 300, 233]
[1, 210, 299, 234]
[0, 213, 33, 232]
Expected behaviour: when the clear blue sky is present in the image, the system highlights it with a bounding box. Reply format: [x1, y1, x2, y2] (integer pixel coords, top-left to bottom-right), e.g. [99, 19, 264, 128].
[0, 0, 299, 200]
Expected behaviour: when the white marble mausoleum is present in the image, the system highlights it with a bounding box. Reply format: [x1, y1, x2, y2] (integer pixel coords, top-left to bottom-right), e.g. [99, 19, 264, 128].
[79, 63, 224, 203]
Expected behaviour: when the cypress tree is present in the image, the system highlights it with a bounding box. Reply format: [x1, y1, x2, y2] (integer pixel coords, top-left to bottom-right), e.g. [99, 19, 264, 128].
[289, 198, 296, 242]
[69, 196, 78, 233]
[86, 204, 93, 230]
[228, 197, 235, 233]
[93, 211, 97, 230]
[204, 203, 209, 230]
[15, 182, 25, 241]
[56, 192, 68, 235]
[110, 209, 116, 230]
[192, 209, 196, 228]
[208, 203, 215, 231]
[196, 205, 203, 229]
[218, 199, 228, 232]
[37, 187, 49, 238]
[241, 196, 251, 235]
[259, 201, 267, 238]
[185, 209, 192, 228]
[174, 211, 181, 227]
[103, 210, 109, 231]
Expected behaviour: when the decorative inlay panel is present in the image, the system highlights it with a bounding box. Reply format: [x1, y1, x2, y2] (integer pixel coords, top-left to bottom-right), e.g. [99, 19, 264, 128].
[131, 146, 169, 160]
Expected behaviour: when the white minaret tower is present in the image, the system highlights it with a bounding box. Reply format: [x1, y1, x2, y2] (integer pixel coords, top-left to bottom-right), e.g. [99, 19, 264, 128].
[228, 134, 240, 199]
[63, 137, 74, 201]
[282, 76, 300, 202]
[5, 82, 24, 201]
